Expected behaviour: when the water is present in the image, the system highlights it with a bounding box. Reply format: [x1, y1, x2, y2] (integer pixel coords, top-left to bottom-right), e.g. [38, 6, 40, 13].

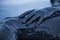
[0, 0, 51, 21]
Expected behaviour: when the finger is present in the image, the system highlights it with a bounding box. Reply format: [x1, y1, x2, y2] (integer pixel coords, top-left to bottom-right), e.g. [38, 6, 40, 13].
[36, 18, 44, 27]
[22, 9, 38, 23]
[19, 9, 35, 18]
[28, 21, 37, 28]
[22, 13, 35, 23]
[22, 10, 39, 24]
[26, 15, 40, 25]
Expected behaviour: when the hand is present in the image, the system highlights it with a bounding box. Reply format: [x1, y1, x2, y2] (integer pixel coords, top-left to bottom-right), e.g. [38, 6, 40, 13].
[20, 7, 57, 27]
[21, 9, 46, 26]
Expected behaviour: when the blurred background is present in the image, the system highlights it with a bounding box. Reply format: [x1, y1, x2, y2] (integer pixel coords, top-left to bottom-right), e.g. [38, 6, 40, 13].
[0, 0, 51, 21]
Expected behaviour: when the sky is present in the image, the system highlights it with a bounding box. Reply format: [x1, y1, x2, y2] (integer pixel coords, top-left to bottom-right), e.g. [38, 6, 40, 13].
[0, 0, 51, 21]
